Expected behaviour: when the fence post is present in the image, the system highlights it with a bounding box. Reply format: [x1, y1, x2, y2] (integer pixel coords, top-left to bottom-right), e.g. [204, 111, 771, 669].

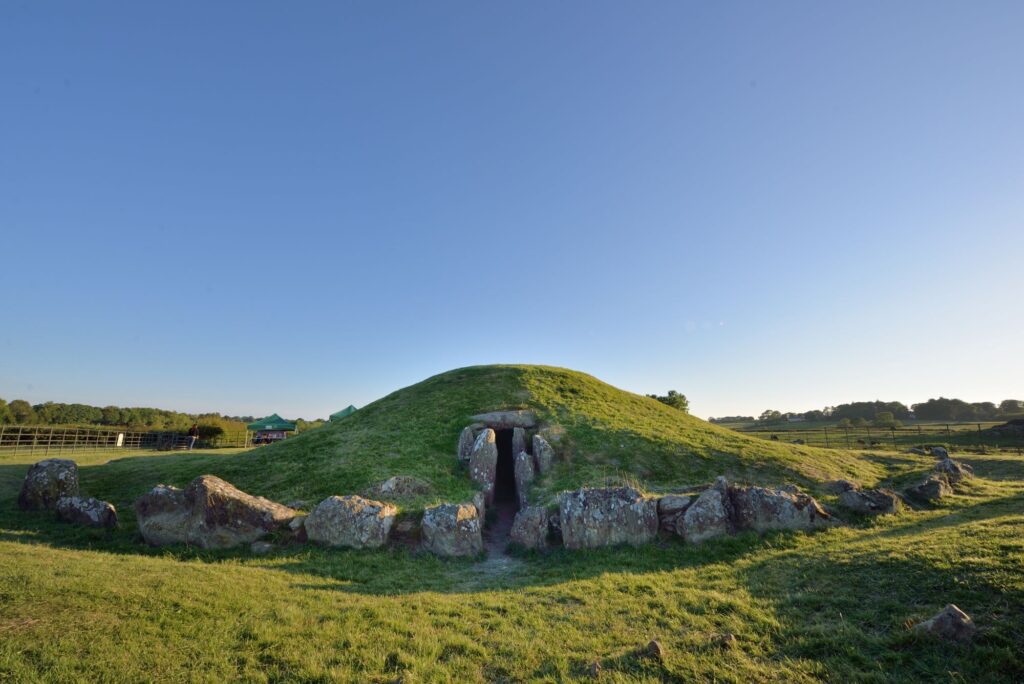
[891, 427, 897, 450]
[946, 424, 951, 438]
[824, 426, 830, 448]
[14, 427, 22, 456]
[844, 427, 850, 449]
[866, 426, 872, 446]
[0, 425, 4, 451]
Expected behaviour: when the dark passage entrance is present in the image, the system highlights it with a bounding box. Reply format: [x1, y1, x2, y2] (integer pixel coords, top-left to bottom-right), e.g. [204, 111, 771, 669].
[485, 428, 519, 555]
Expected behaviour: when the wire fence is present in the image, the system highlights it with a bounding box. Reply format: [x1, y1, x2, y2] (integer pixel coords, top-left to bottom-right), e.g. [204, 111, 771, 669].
[0, 425, 255, 458]
[738, 422, 1024, 453]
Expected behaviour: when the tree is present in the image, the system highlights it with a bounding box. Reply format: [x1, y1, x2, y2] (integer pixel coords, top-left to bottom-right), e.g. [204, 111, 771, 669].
[873, 411, 902, 428]
[998, 399, 1023, 415]
[758, 410, 783, 423]
[851, 417, 868, 428]
[802, 410, 825, 422]
[0, 399, 13, 425]
[8, 400, 36, 424]
[837, 418, 852, 428]
[647, 390, 689, 413]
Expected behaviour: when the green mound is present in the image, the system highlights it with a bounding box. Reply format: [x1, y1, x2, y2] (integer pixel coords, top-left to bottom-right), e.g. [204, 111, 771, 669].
[163, 364, 888, 509]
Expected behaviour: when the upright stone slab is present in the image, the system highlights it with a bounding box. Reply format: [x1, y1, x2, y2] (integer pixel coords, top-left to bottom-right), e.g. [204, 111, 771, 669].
[55, 496, 118, 529]
[680, 477, 732, 543]
[469, 429, 498, 502]
[728, 484, 831, 533]
[421, 502, 483, 557]
[532, 435, 555, 474]
[513, 451, 535, 508]
[457, 426, 476, 463]
[510, 506, 549, 550]
[512, 427, 527, 459]
[18, 459, 80, 511]
[558, 486, 658, 549]
[305, 495, 397, 549]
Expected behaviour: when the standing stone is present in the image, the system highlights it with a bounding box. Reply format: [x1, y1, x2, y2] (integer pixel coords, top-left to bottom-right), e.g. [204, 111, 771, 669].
[729, 484, 831, 533]
[512, 427, 527, 460]
[906, 475, 952, 502]
[913, 604, 976, 642]
[532, 435, 555, 474]
[838, 488, 903, 516]
[513, 451, 535, 508]
[472, 491, 486, 526]
[18, 459, 80, 511]
[930, 446, 949, 459]
[469, 429, 498, 503]
[680, 477, 732, 543]
[457, 426, 476, 463]
[510, 506, 549, 550]
[55, 496, 118, 528]
[305, 495, 397, 549]
[558, 486, 658, 549]
[134, 475, 299, 549]
[934, 458, 973, 484]
[421, 502, 483, 557]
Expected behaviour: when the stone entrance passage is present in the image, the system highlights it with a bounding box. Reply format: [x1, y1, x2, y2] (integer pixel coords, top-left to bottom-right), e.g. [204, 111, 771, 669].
[485, 428, 519, 554]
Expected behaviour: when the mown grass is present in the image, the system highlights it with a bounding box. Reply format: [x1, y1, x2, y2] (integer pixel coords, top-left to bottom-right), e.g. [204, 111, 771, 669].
[2, 366, 1023, 681]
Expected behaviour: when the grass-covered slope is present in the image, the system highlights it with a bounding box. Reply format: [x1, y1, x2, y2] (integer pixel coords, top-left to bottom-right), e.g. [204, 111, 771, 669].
[17, 365, 905, 520]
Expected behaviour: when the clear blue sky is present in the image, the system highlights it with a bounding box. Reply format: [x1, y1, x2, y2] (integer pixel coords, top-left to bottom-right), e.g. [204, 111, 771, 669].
[1, 2, 1021, 420]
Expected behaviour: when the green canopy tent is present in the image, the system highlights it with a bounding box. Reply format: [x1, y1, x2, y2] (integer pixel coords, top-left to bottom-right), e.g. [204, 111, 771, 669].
[330, 405, 358, 421]
[247, 414, 297, 444]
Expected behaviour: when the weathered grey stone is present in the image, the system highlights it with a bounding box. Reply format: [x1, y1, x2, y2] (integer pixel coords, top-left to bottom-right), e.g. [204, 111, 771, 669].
[680, 477, 732, 543]
[729, 484, 831, 533]
[914, 604, 976, 642]
[18, 459, 79, 511]
[421, 502, 483, 557]
[469, 429, 498, 502]
[558, 486, 658, 549]
[288, 515, 306, 531]
[657, 494, 692, 533]
[906, 475, 952, 501]
[824, 479, 858, 494]
[838, 487, 902, 516]
[934, 458, 973, 485]
[250, 541, 274, 555]
[134, 475, 299, 549]
[470, 410, 537, 429]
[512, 427, 527, 459]
[305, 495, 397, 549]
[930, 446, 949, 459]
[457, 426, 476, 463]
[510, 506, 549, 550]
[643, 640, 665, 661]
[532, 434, 555, 474]
[374, 475, 431, 497]
[513, 450, 535, 508]
[55, 496, 117, 529]
[472, 491, 486, 526]
[907, 447, 927, 455]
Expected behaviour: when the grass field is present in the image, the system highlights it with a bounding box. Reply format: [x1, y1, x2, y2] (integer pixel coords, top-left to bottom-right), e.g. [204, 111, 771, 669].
[2, 366, 1023, 681]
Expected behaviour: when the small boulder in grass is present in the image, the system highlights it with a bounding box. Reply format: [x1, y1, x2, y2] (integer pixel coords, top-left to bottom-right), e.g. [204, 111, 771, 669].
[586, 660, 602, 679]
[642, 640, 665, 661]
[55, 496, 118, 529]
[250, 541, 274, 555]
[913, 604, 976, 642]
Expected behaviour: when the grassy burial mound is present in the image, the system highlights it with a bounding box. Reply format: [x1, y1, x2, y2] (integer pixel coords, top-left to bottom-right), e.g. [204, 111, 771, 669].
[101, 364, 895, 513]
[3, 366, 1023, 681]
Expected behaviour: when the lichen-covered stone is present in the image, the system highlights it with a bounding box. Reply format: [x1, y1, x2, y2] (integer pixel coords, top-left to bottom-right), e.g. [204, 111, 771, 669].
[824, 479, 858, 494]
[838, 487, 902, 516]
[470, 410, 537, 429]
[906, 475, 952, 501]
[680, 478, 732, 543]
[134, 475, 299, 549]
[510, 506, 549, 550]
[55, 496, 117, 528]
[18, 459, 79, 511]
[421, 502, 483, 557]
[457, 426, 476, 463]
[374, 475, 431, 498]
[513, 450, 535, 508]
[729, 484, 831, 533]
[469, 429, 498, 502]
[558, 486, 658, 549]
[934, 458, 973, 485]
[305, 495, 397, 549]
[914, 604, 976, 642]
[656, 494, 692, 533]
[930, 446, 949, 459]
[532, 434, 555, 474]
